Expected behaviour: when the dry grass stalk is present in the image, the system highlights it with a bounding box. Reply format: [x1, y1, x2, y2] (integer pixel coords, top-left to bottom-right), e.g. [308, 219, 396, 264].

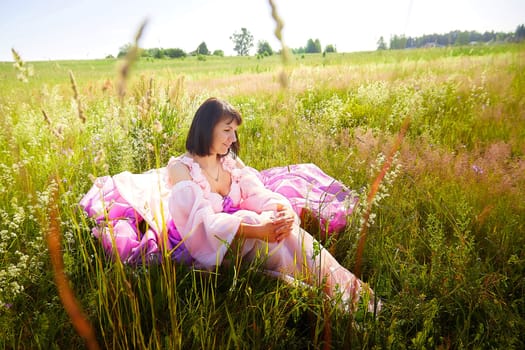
[11, 48, 34, 83]
[323, 300, 332, 350]
[101, 78, 113, 92]
[42, 109, 52, 126]
[47, 180, 100, 350]
[354, 118, 410, 278]
[169, 75, 185, 109]
[117, 19, 148, 103]
[41, 109, 63, 139]
[268, 0, 291, 88]
[138, 75, 154, 120]
[68, 70, 86, 123]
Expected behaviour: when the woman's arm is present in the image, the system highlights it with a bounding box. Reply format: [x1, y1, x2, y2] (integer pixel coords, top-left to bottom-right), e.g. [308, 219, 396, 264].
[230, 158, 297, 242]
[236, 204, 294, 243]
[167, 159, 192, 186]
[238, 169, 296, 216]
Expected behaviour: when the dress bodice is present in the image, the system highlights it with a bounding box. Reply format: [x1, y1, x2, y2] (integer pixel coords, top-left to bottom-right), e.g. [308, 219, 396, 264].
[167, 154, 247, 212]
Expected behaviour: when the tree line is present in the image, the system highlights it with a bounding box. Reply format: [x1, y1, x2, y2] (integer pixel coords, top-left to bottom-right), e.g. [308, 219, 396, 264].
[378, 24, 525, 50]
[114, 27, 336, 59]
[114, 24, 525, 59]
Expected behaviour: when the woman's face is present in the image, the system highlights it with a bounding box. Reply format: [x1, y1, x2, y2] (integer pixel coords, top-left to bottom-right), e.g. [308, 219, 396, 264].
[210, 116, 238, 155]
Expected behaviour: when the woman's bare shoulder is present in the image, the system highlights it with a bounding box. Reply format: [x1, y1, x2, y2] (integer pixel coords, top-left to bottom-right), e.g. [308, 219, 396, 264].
[167, 159, 192, 185]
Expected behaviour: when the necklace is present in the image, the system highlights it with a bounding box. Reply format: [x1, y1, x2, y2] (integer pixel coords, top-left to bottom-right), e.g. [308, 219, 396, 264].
[202, 164, 220, 182]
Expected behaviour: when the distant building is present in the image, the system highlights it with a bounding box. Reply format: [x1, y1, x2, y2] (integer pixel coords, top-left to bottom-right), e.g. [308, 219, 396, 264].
[423, 42, 442, 48]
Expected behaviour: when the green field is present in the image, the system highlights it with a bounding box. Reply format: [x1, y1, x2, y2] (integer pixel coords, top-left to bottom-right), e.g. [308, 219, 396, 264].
[1, 43, 524, 348]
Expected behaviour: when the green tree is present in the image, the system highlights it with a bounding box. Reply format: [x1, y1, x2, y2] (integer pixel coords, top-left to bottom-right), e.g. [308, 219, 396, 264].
[324, 44, 336, 53]
[389, 35, 407, 50]
[377, 36, 387, 50]
[455, 31, 470, 45]
[153, 48, 163, 59]
[196, 42, 210, 55]
[213, 49, 224, 56]
[117, 43, 133, 58]
[164, 48, 186, 58]
[142, 48, 164, 59]
[230, 28, 254, 56]
[305, 38, 321, 53]
[257, 40, 273, 56]
[516, 24, 525, 42]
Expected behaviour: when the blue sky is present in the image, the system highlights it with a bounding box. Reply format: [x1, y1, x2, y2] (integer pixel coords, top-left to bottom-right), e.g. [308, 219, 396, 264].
[1, 0, 524, 61]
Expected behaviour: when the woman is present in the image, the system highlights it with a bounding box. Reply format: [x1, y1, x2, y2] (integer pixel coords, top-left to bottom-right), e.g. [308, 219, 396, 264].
[165, 97, 377, 311]
[80, 97, 378, 312]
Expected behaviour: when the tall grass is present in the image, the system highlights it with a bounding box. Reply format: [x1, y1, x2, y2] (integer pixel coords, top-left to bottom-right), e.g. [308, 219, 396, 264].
[0, 43, 524, 348]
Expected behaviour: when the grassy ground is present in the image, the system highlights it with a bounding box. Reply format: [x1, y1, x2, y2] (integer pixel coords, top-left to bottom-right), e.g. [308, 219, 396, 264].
[1, 43, 524, 348]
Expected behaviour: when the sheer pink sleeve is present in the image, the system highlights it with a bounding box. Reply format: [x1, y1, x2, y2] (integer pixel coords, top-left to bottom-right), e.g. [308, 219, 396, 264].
[236, 167, 296, 216]
[168, 180, 242, 268]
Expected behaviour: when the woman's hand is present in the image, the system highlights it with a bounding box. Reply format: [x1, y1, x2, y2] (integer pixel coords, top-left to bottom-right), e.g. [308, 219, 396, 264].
[267, 204, 295, 242]
[237, 204, 296, 243]
[255, 214, 293, 243]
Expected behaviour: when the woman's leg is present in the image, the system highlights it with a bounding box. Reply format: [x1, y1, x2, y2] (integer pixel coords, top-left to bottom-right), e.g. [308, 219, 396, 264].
[247, 225, 378, 311]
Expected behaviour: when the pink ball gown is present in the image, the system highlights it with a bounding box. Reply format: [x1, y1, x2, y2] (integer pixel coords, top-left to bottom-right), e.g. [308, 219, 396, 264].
[80, 154, 378, 311]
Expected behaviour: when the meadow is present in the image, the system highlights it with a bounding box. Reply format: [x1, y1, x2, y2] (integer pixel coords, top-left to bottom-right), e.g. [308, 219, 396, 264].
[0, 42, 524, 349]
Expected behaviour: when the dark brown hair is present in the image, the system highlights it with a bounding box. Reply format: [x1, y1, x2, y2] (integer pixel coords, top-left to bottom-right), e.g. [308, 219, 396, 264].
[185, 97, 242, 157]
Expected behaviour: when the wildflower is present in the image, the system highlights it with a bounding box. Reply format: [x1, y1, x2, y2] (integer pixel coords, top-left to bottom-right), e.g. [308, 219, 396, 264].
[472, 165, 484, 174]
[152, 120, 163, 133]
[62, 148, 74, 158]
[94, 149, 105, 164]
